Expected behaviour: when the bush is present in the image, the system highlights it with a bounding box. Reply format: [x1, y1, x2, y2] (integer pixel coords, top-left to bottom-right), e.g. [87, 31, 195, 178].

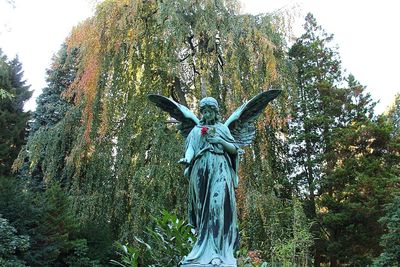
[111, 210, 196, 267]
[0, 215, 29, 267]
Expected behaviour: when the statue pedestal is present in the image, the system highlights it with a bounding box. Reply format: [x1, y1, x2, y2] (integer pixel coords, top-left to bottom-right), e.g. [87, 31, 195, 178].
[180, 264, 236, 267]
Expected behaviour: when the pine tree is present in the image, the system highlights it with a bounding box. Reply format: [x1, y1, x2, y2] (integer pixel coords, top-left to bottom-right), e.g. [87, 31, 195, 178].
[372, 95, 400, 266]
[289, 14, 400, 265]
[30, 45, 77, 133]
[25, 182, 80, 266]
[14, 45, 78, 188]
[288, 13, 343, 266]
[386, 93, 400, 136]
[0, 49, 32, 266]
[374, 196, 400, 266]
[0, 50, 31, 176]
[319, 75, 398, 265]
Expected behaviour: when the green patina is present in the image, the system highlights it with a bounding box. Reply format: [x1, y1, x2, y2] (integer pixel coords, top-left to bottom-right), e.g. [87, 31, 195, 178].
[149, 90, 281, 266]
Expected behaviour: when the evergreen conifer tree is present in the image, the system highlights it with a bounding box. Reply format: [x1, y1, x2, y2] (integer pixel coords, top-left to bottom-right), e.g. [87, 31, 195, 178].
[319, 75, 398, 266]
[374, 196, 400, 266]
[288, 13, 343, 266]
[386, 93, 400, 136]
[0, 50, 31, 176]
[289, 14, 400, 266]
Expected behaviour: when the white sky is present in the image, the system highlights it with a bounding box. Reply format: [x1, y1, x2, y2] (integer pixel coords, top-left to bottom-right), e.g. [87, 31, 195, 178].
[1, 0, 399, 114]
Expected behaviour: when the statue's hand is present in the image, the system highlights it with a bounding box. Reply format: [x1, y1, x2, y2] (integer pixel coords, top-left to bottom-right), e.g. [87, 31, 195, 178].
[178, 157, 191, 166]
[184, 167, 190, 179]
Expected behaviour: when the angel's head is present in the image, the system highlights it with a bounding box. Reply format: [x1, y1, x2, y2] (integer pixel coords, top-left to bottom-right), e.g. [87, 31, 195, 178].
[199, 97, 221, 125]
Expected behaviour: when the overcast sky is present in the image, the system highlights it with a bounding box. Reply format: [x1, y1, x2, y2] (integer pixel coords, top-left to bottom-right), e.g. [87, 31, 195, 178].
[1, 0, 399, 114]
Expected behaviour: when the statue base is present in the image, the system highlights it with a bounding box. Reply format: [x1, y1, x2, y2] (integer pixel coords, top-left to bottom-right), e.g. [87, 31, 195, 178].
[180, 264, 236, 267]
[180, 255, 237, 267]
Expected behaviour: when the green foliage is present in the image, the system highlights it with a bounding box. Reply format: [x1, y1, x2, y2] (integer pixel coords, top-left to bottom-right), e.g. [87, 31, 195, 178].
[143, 210, 196, 263]
[0, 175, 101, 266]
[28, 182, 80, 265]
[13, 44, 78, 189]
[0, 49, 31, 176]
[110, 243, 139, 267]
[288, 12, 343, 199]
[0, 178, 37, 265]
[0, 52, 33, 266]
[236, 248, 268, 267]
[238, 194, 312, 266]
[373, 195, 400, 266]
[65, 239, 101, 267]
[271, 198, 313, 266]
[288, 13, 400, 266]
[319, 116, 398, 265]
[0, 215, 29, 267]
[288, 13, 344, 265]
[386, 93, 400, 136]
[111, 210, 196, 266]
[77, 220, 114, 264]
[30, 45, 76, 133]
[0, 176, 36, 237]
[0, 88, 13, 99]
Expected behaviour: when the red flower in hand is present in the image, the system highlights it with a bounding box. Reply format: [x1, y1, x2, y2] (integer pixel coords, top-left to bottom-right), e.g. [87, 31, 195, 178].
[201, 126, 209, 136]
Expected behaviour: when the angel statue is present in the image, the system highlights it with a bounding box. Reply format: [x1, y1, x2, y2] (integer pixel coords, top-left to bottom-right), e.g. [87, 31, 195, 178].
[148, 89, 281, 267]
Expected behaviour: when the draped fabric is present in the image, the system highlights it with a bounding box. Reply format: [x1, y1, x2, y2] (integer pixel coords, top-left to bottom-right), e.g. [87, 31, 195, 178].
[181, 123, 239, 266]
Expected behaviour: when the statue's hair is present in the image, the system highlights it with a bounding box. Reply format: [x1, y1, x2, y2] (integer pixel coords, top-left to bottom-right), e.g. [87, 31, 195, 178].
[200, 97, 219, 111]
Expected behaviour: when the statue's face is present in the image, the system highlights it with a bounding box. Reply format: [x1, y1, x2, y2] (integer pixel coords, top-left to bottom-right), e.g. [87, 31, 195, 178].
[201, 105, 216, 124]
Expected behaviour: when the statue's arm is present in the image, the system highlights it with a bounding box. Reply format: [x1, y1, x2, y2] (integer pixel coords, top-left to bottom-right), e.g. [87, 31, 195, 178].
[207, 136, 237, 155]
[220, 139, 237, 155]
[178, 141, 195, 165]
[184, 144, 195, 163]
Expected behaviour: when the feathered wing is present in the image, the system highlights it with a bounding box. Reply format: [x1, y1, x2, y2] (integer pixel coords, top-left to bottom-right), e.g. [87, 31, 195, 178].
[148, 94, 199, 138]
[225, 90, 282, 147]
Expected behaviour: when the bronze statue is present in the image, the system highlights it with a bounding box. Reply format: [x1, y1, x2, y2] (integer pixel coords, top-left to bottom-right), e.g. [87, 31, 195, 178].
[148, 90, 281, 267]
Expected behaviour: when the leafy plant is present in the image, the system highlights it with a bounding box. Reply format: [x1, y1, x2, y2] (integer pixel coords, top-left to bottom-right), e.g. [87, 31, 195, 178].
[110, 243, 139, 267]
[111, 210, 196, 267]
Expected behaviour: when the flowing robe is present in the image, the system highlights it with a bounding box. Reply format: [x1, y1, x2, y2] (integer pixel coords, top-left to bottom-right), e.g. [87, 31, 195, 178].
[181, 123, 239, 266]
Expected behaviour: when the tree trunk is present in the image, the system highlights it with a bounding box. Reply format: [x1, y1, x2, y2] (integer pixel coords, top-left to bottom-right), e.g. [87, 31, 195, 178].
[330, 256, 338, 267]
[200, 75, 206, 98]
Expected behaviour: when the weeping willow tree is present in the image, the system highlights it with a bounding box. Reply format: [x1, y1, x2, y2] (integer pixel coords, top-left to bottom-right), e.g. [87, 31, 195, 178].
[16, 0, 310, 263]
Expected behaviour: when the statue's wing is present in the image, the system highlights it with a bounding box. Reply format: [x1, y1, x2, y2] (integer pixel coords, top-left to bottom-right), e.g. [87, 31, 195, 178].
[225, 90, 281, 147]
[148, 94, 200, 138]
